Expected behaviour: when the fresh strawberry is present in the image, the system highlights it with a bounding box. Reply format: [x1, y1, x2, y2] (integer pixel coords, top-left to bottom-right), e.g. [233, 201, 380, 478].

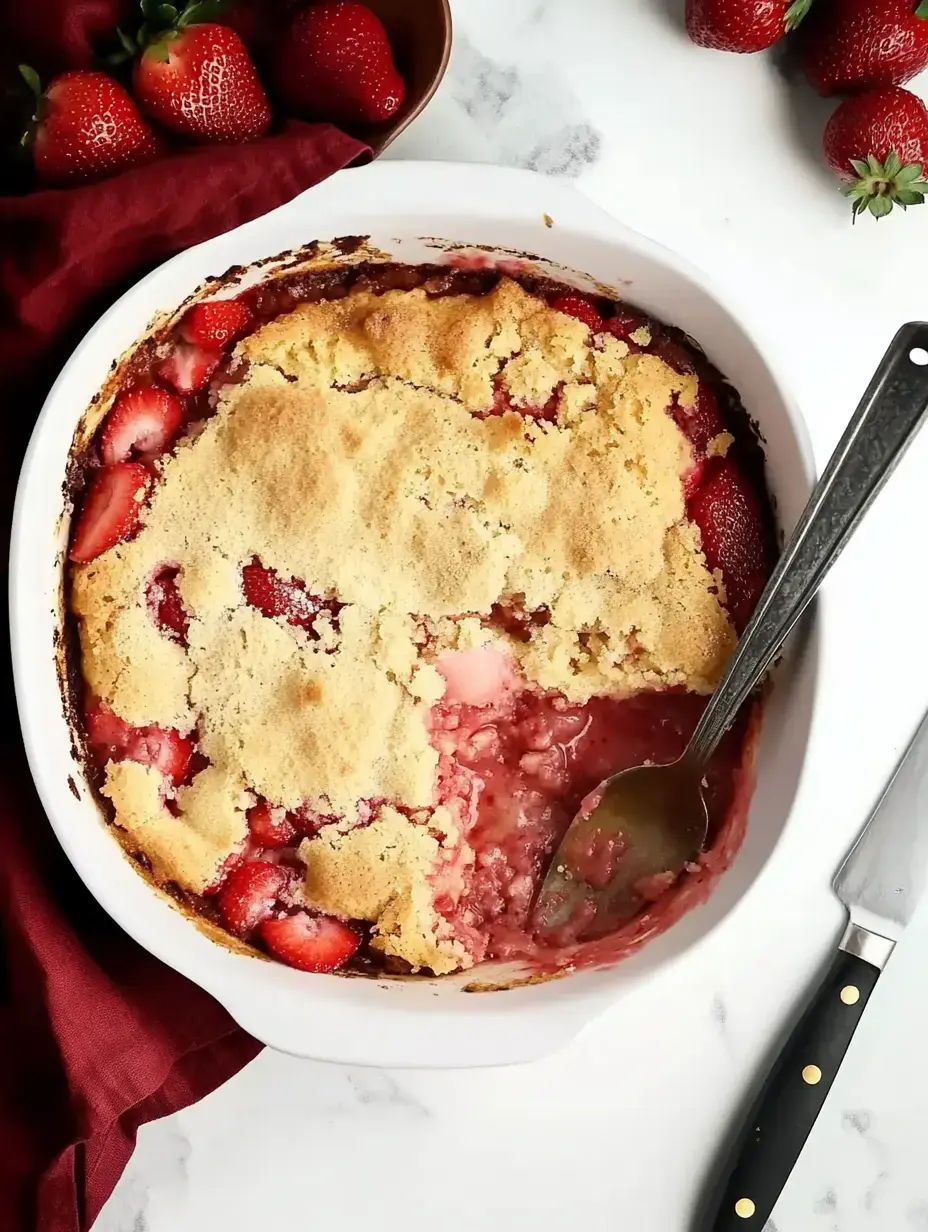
[147, 565, 189, 642]
[131, 2, 271, 143]
[247, 800, 297, 849]
[70, 462, 151, 564]
[100, 385, 183, 465]
[688, 458, 770, 633]
[823, 87, 928, 221]
[20, 67, 160, 187]
[275, 2, 406, 125]
[181, 299, 253, 349]
[259, 910, 360, 972]
[219, 860, 289, 938]
[550, 294, 603, 333]
[241, 561, 340, 630]
[158, 343, 221, 393]
[686, 0, 812, 52]
[125, 726, 195, 785]
[801, 0, 928, 96]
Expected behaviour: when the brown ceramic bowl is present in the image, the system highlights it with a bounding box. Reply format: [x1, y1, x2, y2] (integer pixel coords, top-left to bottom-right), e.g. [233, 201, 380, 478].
[363, 0, 452, 155]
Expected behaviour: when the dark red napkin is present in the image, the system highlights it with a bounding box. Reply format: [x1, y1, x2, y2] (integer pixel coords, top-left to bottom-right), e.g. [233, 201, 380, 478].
[0, 6, 369, 1229]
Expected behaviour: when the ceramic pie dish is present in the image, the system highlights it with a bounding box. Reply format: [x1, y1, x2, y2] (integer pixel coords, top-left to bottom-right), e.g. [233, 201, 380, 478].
[10, 161, 818, 1066]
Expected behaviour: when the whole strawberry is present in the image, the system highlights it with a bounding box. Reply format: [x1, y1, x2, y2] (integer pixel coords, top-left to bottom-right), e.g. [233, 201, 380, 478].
[685, 0, 813, 52]
[801, 0, 928, 96]
[20, 67, 160, 187]
[275, 2, 405, 125]
[130, 0, 271, 143]
[824, 86, 928, 220]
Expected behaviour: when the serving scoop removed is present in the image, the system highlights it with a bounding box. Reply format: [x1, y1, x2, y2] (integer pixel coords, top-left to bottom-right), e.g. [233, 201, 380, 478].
[533, 323, 928, 942]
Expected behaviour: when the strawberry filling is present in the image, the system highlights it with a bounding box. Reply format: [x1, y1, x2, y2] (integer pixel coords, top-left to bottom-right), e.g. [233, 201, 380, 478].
[247, 800, 298, 848]
[84, 699, 194, 786]
[147, 565, 189, 643]
[241, 559, 342, 632]
[428, 656, 751, 960]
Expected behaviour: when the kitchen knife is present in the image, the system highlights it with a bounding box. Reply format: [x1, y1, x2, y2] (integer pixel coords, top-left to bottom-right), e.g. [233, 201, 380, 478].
[698, 702, 928, 1230]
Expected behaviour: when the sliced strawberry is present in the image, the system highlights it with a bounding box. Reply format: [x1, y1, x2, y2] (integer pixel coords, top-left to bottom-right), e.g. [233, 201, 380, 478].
[181, 300, 253, 350]
[125, 726, 195, 786]
[84, 698, 133, 762]
[259, 910, 360, 972]
[204, 841, 253, 896]
[247, 800, 297, 848]
[158, 343, 221, 394]
[241, 560, 341, 631]
[219, 860, 289, 938]
[147, 565, 189, 643]
[70, 462, 151, 564]
[683, 460, 708, 503]
[100, 386, 183, 466]
[550, 293, 603, 333]
[83, 697, 194, 785]
[688, 458, 770, 633]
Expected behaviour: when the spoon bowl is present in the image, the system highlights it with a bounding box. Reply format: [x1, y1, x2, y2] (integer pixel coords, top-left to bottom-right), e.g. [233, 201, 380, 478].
[533, 757, 707, 939]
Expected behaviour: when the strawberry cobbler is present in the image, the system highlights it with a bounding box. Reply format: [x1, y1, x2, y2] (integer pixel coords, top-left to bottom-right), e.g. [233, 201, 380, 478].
[65, 256, 774, 979]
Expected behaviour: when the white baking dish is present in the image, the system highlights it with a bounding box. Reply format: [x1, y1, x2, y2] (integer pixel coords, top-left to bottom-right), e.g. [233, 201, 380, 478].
[10, 161, 817, 1067]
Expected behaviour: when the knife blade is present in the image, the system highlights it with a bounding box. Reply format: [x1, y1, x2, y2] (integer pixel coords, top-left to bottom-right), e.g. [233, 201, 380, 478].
[697, 703, 928, 1232]
[834, 704, 928, 946]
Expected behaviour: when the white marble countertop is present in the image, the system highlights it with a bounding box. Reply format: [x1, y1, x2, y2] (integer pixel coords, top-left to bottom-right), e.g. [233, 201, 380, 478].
[96, 3, 928, 1229]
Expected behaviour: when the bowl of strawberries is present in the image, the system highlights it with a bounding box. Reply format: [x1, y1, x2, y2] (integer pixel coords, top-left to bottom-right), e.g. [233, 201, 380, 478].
[15, 0, 452, 188]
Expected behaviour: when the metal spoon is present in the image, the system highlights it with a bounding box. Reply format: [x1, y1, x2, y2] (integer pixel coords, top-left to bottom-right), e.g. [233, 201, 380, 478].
[533, 323, 928, 942]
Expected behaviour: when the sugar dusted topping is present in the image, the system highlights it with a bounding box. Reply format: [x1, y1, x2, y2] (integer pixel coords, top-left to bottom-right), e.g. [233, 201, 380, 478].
[72, 276, 736, 970]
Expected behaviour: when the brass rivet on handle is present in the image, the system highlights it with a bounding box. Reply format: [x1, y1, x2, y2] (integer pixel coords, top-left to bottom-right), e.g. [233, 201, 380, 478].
[840, 985, 860, 1005]
[734, 1197, 756, 1218]
[802, 1064, 822, 1084]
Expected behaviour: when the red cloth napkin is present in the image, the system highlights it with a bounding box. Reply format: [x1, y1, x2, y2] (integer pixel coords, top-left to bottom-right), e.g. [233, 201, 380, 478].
[0, 6, 369, 1229]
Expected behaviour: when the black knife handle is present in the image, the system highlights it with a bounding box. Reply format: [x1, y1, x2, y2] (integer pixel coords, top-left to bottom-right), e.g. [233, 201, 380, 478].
[696, 946, 881, 1230]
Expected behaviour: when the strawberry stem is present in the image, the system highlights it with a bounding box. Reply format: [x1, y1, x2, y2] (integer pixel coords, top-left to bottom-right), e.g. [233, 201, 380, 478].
[18, 64, 41, 97]
[785, 0, 814, 31]
[917, 0, 928, 18]
[843, 149, 928, 222]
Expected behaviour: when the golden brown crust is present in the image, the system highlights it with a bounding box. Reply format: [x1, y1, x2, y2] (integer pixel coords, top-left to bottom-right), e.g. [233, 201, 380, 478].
[72, 277, 735, 970]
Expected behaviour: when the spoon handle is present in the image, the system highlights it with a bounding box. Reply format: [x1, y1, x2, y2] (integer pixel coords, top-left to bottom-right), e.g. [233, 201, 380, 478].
[688, 322, 928, 765]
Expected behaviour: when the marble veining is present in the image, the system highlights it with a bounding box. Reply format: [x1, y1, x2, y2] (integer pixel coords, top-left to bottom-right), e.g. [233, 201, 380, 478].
[448, 31, 602, 179]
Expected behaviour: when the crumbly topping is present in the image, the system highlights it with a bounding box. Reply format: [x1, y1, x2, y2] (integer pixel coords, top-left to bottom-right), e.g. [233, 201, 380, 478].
[72, 277, 735, 970]
[299, 807, 471, 975]
[102, 760, 250, 889]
